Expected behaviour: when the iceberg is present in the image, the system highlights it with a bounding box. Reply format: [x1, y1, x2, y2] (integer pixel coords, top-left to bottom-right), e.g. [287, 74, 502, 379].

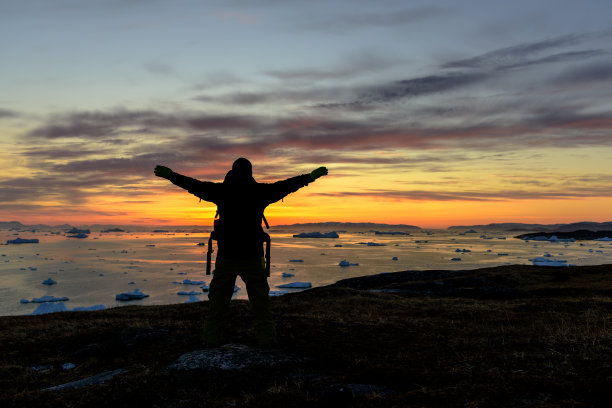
[293, 231, 339, 238]
[21, 295, 69, 303]
[358, 242, 386, 246]
[455, 248, 471, 253]
[67, 233, 88, 239]
[392, 256, 398, 261]
[451, 257, 462, 261]
[7, 237, 39, 244]
[339, 260, 359, 267]
[177, 290, 201, 296]
[31, 302, 69, 315]
[185, 295, 201, 303]
[42, 278, 57, 285]
[282, 272, 295, 277]
[115, 288, 149, 301]
[67, 227, 90, 234]
[72, 305, 106, 312]
[530, 257, 569, 266]
[289, 259, 304, 262]
[183, 279, 205, 285]
[276, 282, 312, 289]
[269, 290, 289, 296]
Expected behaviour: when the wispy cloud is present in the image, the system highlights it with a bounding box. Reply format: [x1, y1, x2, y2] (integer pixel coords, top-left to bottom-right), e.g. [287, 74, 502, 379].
[299, 6, 448, 34]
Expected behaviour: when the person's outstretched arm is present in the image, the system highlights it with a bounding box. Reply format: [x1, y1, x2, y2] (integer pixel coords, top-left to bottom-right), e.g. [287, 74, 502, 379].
[154, 165, 220, 202]
[266, 166, 328, 205]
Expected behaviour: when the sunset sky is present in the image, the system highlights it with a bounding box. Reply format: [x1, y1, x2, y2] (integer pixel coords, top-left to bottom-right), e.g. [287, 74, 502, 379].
[1, 0, 611, 228]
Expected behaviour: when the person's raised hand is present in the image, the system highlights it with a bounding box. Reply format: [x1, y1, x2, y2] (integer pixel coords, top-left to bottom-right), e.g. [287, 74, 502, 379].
[154, 165, 172, 179]
[310, 166, 328, 180]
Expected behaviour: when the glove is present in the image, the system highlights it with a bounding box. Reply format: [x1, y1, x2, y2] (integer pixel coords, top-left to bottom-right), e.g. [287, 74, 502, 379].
[310, 166, 328, 180]
[154, 165, 173, 179]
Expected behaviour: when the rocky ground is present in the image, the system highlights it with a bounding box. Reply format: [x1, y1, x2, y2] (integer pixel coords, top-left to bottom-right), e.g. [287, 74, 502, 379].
[1, 264, 611, 407]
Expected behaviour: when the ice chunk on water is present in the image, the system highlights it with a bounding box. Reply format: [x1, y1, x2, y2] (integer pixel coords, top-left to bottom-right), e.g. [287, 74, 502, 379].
[21, 295, 69, 303]
[530, 257, 568, 266]
[177, 290, 201, 296]
[31, 302, 68, 315]
[7, 237, 39, 244]
[115, 288, 149, 301]
[183, 279, 205, 285]
[339, 260, 359, 267]
[276, 282, 312, 289]
[185, 295, 201, 303]
[269, 290, 289, 296]
[42, 278, 57, 285]
[72, 305, 106, 311]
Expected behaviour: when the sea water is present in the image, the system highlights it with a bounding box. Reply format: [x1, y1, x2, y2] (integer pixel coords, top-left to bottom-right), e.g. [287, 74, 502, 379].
[1, 228, 611, 316]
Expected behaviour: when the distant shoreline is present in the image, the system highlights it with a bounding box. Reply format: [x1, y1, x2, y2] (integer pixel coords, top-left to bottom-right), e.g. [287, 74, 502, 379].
[2, 220, 612, 232]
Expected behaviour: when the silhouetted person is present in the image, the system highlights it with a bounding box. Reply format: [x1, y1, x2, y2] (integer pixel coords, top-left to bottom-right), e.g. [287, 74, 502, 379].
[154, 158, 328, 346]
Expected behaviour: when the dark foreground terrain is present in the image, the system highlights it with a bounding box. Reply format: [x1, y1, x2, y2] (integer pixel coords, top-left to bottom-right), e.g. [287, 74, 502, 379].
[1, 264, 611, 407]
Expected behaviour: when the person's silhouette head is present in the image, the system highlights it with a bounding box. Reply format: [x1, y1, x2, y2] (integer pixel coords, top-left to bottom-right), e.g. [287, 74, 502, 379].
[224, 157, 255, 185]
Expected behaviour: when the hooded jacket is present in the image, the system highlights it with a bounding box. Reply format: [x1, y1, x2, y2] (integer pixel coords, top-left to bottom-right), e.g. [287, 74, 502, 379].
[168, 168, 312, 260]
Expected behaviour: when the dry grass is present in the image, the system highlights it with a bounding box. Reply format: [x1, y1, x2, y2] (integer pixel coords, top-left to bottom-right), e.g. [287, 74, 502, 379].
[1, 264, 611, 407]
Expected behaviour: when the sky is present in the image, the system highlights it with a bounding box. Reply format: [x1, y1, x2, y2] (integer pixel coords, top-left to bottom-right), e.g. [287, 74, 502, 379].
[1, 0, 611, 228]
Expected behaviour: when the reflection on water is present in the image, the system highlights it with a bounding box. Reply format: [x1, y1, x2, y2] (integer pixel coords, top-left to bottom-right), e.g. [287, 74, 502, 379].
[1, 228, 611, 316]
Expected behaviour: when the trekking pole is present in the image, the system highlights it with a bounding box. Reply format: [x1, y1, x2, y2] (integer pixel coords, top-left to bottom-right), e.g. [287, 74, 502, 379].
[206, 236, 213, 275]
[263, 232, 271, 277]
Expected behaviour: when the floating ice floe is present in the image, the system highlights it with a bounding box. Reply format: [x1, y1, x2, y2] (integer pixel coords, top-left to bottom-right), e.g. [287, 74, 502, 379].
[334, 244, 343, 247]
[282, 272, 295, 277]
[276, 282, 312, 289]
[358, 242, 386, 246]
[31, 303, 106, 315]
[183, 279, 206, 285]
[42, 278, 57, 285]
[523, 235, 575, 243]
[293, 231, 339, 238]
[21, 295, 69, 303]
[67, 227, 90, 235]
[339, 260, 359, 266]
[289, 259, 304, 262]
[115, 288, 149, 301]
[455, 248, 471, 253]
[7, 237, 39, 244]
[177, 290, 201, 296]
[72, 305, 106, 312]
[497, 253, 509, 256]
[31, 302, 68, 315]
[392, 256, 398, 261]
[530, 257, 570, 266]
[185, 295, 201, 303]
[451, 257, 462, 261]
[67, 233, 88, 239]
[269, 290, 289, 296]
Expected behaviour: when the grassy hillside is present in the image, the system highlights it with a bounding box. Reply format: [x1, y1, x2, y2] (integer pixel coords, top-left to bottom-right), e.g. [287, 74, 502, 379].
[1, 264, 611, 407]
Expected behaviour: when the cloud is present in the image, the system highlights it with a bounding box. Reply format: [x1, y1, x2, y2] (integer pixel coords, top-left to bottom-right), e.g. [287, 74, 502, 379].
[442, 33, 588, 69]
[0, 108, 19, 118]
[299, 6, 448, 34]
[25, 109, 260, 140]
[553, 60, 612, 85]
[315, 187, 612, 202]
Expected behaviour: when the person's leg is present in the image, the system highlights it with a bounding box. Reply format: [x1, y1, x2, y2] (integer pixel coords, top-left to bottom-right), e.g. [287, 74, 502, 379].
[203, 258, 237, 345]
[239, 257, 277, 347]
